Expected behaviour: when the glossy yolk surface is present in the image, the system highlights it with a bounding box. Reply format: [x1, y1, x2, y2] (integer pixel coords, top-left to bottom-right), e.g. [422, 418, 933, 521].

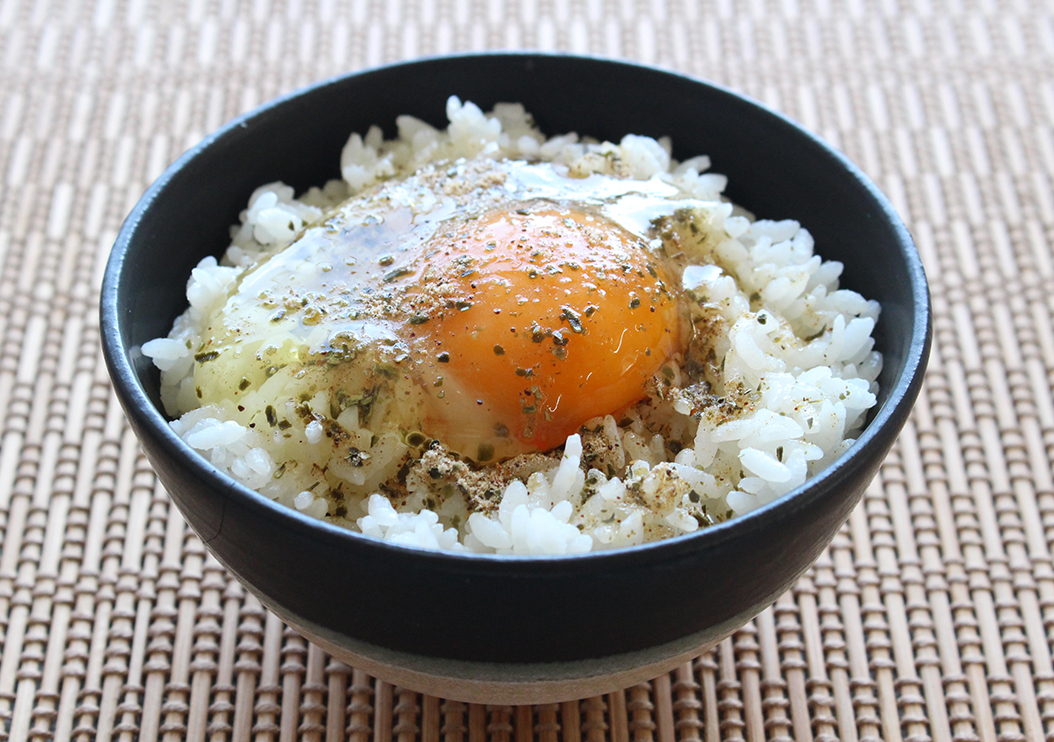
[404, 205, 682, 459]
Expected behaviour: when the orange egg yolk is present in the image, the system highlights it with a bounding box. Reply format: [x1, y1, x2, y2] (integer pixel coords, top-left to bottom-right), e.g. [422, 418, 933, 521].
[403, 204, 682, 460]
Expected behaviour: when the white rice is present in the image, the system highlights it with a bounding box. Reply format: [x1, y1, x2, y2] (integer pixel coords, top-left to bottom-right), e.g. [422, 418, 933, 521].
[143, 97, 882, 555]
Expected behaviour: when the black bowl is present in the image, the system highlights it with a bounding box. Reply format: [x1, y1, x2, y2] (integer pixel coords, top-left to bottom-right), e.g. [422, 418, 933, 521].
[101, 53, 930, 703]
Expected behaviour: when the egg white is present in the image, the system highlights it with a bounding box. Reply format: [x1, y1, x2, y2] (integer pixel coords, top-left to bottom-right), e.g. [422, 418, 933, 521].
[191, 156, 714, 460]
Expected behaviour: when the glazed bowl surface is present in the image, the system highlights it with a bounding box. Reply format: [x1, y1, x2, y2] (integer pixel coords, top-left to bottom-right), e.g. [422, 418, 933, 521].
[101, 53, 930, 703]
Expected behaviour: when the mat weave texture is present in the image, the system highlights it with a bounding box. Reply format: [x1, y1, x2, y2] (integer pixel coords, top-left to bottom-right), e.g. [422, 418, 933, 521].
[2, 0, 1054, 740]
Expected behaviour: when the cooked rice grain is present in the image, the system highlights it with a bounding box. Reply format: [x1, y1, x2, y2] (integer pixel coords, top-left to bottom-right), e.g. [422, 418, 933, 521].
[143, 97, 881, 555]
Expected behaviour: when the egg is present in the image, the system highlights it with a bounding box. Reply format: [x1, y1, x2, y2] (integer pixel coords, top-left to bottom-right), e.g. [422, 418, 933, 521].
[192, 157, 705, 462]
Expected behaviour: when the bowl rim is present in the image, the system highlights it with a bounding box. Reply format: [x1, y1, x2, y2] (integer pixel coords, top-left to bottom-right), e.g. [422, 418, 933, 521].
[101, 50, 931, 571]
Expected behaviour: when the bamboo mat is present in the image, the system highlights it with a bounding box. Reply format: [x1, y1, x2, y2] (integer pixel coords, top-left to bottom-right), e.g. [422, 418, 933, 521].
[1, 0, 1053, 740]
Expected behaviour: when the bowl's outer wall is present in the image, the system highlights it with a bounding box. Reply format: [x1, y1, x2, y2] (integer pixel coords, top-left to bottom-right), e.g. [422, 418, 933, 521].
[103, 54, 930, 664]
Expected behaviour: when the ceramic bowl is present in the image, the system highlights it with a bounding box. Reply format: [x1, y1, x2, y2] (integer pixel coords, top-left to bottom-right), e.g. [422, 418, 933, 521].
[101, 53, 930, 704]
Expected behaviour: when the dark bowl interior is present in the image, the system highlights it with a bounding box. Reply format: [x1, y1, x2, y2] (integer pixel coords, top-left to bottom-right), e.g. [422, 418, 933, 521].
[102, 53, 930, 666]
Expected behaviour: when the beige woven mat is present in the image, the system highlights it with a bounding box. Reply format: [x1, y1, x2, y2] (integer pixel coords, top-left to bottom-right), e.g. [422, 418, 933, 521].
[2, 0, 1053, 740]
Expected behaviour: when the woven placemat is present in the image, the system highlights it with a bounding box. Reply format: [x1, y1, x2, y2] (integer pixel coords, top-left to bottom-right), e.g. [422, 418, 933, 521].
[2, 0, 1053, 740]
